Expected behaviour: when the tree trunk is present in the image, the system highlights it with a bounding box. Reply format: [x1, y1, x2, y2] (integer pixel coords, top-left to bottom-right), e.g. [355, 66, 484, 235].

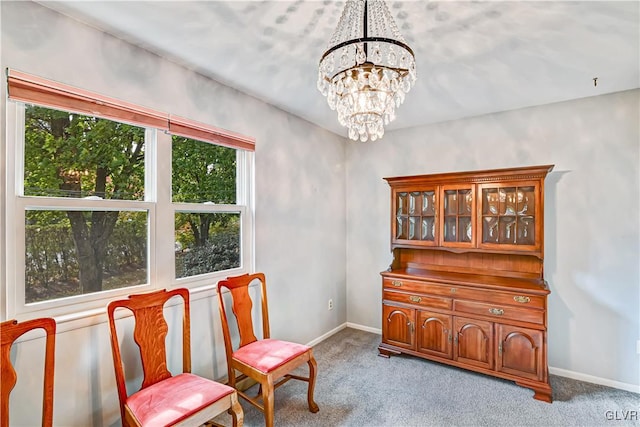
[53, 116, 119, 294]
[189, 215, 211, 247]
[66, 211, 102, 293]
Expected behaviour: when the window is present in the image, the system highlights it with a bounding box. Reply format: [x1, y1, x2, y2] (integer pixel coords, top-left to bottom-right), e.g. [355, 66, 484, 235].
[172, 136, 243, 280]
[5, 70, 255, 319]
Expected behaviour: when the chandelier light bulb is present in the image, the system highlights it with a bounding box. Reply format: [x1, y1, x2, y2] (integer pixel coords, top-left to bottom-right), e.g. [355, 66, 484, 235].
[318, 0, 416, 142]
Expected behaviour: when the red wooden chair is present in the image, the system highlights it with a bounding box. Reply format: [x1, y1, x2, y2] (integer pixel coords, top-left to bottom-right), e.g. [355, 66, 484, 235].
[217, 273, 319, 427]
[107, 288, 243, 426]
[1, 317, 56, 427]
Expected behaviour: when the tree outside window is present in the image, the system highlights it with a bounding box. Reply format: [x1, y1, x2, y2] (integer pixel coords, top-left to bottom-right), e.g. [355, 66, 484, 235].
[22, 105, 241, 303]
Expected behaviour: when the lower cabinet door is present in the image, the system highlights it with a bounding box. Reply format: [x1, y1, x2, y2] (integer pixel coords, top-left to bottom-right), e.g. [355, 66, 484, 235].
[382, 304, 415, 350]
[454, 316, 493, 370]
[417, 310, 453, 359]
[496, 324, 544, 381]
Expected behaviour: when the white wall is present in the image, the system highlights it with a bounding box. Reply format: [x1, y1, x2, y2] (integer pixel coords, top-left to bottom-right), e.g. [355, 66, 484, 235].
[346, 89, 640, 389]
[1, 2, 346, 426]
[2, 1, 639, 425]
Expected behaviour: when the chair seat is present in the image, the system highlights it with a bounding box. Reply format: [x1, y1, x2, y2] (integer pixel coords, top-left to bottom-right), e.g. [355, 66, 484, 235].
[126, 373, 235, 426]
[233, 339, 310, 373]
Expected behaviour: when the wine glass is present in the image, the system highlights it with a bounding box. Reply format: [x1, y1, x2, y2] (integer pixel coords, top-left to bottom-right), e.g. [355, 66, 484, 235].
[465, 192, 473, 213]
[501, 217, 516, 243]
[517, 192, 528, 215]
[483, 217, 498, 242]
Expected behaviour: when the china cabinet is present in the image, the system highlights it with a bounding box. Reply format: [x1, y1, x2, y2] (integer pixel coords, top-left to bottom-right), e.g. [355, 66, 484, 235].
[379, 165, 554, 403]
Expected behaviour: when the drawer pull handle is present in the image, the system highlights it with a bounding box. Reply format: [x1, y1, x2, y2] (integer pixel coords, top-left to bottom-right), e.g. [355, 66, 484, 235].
[409, 296, 422, 303]
[450, 288, 457, 293]
[513, 296, 530, 304]
[391, 280, 403, 287]
[488, 308, 504, 316]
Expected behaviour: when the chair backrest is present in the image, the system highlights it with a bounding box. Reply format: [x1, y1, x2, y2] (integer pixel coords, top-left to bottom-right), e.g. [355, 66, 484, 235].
[107, 288, 191, 421]
[1, 317, 56, 427]
[217, 273, 271, 353]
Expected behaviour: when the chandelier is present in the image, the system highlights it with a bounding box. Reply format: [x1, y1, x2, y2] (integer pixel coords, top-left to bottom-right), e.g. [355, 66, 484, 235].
[317, 0, 417, 142]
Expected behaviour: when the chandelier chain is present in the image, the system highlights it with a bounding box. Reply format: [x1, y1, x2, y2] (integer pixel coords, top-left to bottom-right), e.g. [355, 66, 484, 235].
[381, 0, 406, 43]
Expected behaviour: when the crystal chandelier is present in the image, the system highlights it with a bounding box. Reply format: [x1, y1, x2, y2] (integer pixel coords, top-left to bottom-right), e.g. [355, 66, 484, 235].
[317, 0, 417, 142]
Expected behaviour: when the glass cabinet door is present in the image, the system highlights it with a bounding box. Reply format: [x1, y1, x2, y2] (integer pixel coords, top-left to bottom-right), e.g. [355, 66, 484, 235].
[478, 182, 539, 250]
[393, 188, 438, 246]
[440, 185, 475, 248]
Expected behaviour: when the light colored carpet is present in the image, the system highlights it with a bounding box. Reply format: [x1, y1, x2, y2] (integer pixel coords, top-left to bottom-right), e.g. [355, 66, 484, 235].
[215, 327, 639, 426]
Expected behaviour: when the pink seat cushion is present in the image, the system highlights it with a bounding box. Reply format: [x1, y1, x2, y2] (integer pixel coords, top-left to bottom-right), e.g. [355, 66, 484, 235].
[233, 339, 310, 373]
[126, 372, 234, 426]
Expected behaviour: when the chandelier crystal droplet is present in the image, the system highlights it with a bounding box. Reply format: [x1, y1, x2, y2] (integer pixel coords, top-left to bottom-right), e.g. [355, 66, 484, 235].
[317, 0, 416, 142]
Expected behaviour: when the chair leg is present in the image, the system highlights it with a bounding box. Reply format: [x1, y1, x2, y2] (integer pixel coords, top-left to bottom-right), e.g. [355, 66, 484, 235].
[307, 356, 319, 413]
[255, 383, 262, 399]
[229, 392, 244, 427]
[261, 377, 275, 427]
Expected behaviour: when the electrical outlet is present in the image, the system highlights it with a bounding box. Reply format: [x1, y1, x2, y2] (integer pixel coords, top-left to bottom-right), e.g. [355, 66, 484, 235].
[328, 299, 334, 310]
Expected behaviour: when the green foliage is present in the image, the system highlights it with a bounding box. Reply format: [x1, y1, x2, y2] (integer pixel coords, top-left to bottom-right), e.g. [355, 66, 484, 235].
[24, 105, 145, 199]
[22, 106, 240, 298]
[172, 136, 239, 248]
[172, 136, 236, 203]
[175, 229, 240, 279]
[24, 211, 147, 303]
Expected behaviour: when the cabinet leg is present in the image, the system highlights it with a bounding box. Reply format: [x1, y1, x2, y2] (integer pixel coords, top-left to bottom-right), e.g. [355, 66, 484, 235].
[378, 345, 400, 358]
[378, 348, 392, 358]
[533, 389, 553, 403]
[517, 381, 552, 403]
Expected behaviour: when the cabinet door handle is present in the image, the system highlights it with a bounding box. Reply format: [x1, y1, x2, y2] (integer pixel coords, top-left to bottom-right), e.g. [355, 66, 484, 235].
[498, 342, 503, 356]
[447, 331, 452, 343]
[488, 308, 504, 316]
[513, 296, 530, 304]
[409, 322, 414, 333]
[453, 334, 458, 345]
[409, 295, 422, 303]
[391, 280, 403, 287]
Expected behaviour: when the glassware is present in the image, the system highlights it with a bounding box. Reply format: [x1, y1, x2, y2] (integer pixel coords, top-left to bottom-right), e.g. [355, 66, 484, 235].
[486, 191, 498, 214]
[517, 191, 528, 215]
[408, 217, 416, 239]
[483, 216, 498, 243]
[499, 217, 517, 243]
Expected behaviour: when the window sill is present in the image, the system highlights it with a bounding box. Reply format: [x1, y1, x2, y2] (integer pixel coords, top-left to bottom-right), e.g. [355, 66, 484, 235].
[12, 283, 222, 341]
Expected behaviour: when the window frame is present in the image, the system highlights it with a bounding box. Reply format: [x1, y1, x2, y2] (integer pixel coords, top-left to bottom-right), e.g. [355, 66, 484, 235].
[4, 73, 255, 321]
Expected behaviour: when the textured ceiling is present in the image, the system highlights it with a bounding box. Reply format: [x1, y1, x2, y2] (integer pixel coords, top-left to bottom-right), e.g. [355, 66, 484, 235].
[39, 1, 640, 138]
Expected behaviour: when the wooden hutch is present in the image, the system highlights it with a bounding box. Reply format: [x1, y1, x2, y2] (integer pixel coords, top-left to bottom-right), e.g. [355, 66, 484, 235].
[379, 165, 554, 402]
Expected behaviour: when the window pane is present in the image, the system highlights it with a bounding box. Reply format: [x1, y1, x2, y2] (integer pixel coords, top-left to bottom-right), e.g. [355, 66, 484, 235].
[25, 210, 148, 303]
[172, 136, 237, 203]
[24, 104, 145, 200]
[175, 212, 240, 279]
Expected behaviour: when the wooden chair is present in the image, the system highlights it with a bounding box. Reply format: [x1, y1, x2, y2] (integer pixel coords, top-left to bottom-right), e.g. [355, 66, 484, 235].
[1, 317, 56, 427]
[107, 288, 243, 427]
[217, 273, 319, 427]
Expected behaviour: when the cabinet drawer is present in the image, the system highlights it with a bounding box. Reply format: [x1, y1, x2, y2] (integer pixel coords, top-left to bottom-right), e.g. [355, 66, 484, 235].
[454, 300, 544, 325]
[383, 278, 454, 297]
[383, 291, 452, 310]
[452, 288, 545, 309]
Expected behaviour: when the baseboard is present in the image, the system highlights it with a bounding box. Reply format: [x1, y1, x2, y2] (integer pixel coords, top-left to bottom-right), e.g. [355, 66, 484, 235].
[346, 322, 382, 335]
[549, 366, 640, 394]
[306, 323, 348, 347]
[317, 323, 639, 394]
